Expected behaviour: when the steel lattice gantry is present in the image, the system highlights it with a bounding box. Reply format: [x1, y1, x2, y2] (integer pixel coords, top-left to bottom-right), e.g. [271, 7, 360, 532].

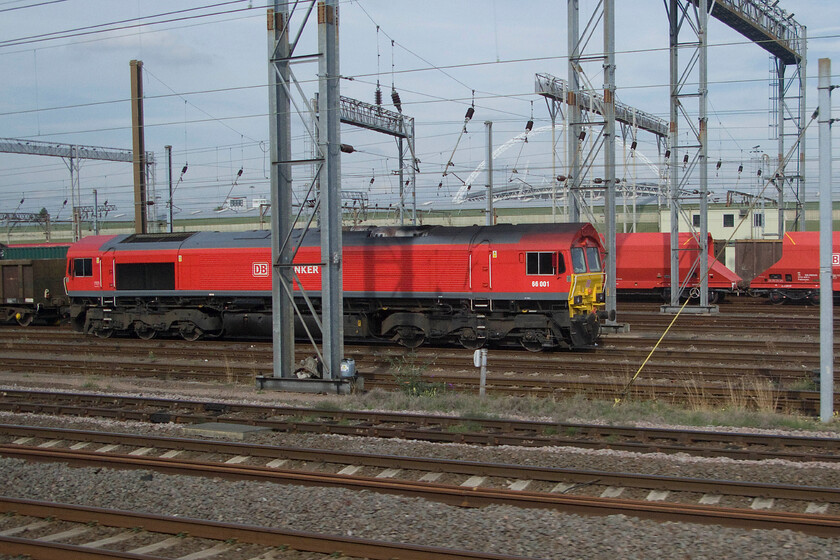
[666, 0, 805, 313]
[0, 137, 155, 241]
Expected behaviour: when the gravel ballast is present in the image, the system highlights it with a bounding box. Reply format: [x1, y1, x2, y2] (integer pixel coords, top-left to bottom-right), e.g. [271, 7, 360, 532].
[1, 408, 839, 559]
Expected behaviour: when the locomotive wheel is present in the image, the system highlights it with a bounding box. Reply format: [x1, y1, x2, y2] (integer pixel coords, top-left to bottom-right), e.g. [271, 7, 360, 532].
[15, 313, 34, 327]
[94, 328, 114, 339]
[178, 322, 204, 342]
[707, 290, 720, 304]
[519, 330, 544, 353]
[134, 324, 157, 340]
[395, 326, 425, 349]
[458, 328, 485, 350]
[768, 291, 786, 305]
[808, 292, 820, 306]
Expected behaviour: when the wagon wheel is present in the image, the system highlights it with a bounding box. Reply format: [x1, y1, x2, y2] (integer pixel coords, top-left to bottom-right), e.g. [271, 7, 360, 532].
[519, 330, 544, 353]
[179, 322, 204, 342]
[15, 313, 34, 327]
[768, 291, 786, 305]
[134, 324, 157, 340]
[395, 326, 425, 349]
[94, 328, 114, 339]
[458, 328, 485, 350]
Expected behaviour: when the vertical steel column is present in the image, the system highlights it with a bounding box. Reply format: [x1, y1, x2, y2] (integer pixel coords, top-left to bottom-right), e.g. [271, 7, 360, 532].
[817, 58, 834, 423]
[93, 189, 99, 235]
[268, 2, 295, 379]
[68, 147, 80, 241]
[130, 59, 147, 235]
[318, 0, 343, 379]
[668, 0, 680, 307]
[603, 0, 617, 321]
[698, 0, 709, 308]
[798, 36, 808, 232]
[776, 61, 786, 238]
[398, 137, 404, 226]
[567, 0, 581, 222]
[166, 145, 173, 233]
[485, 121, 493, 226]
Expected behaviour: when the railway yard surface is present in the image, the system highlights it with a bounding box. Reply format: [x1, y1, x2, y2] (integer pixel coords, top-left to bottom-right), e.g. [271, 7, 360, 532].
[1, 297, 839, 559]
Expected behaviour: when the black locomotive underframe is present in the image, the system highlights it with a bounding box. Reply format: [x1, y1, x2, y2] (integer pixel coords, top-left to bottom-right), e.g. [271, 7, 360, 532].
[69, 295, 600, 349]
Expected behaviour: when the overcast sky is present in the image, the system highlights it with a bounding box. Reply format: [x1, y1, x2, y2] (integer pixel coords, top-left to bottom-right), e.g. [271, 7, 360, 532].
[0, 0, 838, 226]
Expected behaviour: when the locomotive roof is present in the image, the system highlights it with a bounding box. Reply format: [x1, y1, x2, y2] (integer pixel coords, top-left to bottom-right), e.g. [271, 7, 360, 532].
[89, 223, 599, 252]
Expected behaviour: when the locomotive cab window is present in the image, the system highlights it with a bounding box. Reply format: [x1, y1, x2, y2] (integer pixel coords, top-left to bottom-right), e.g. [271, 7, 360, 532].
[585, 247, 602, 272]
[571, 248, 587, 273]
[73, 258, 93, 277]
[526, 251, 561, 276]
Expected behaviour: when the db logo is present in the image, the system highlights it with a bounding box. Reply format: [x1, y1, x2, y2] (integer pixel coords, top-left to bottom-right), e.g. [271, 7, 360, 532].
[252, 262, 270, 277]
[833, 254, 840, 267]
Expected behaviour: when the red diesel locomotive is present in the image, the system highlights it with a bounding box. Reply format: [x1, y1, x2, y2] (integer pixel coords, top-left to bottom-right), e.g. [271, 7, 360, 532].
[65, 223, 607, 350]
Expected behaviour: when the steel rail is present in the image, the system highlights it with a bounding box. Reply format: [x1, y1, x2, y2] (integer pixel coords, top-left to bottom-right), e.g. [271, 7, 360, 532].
[3, 446, 840, 537]
[3, 424, 840, 504]
[1, 390, 838, 461]
[0, 497, 521, 560]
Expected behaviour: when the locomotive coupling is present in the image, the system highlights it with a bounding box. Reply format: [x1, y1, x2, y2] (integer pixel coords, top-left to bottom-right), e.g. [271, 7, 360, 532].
[597, 309, 616, 321]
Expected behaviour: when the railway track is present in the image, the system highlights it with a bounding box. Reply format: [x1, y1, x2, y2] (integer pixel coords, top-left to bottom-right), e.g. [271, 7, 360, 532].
[2, 425, 840, 537]
[0, 497, 513, 560]
[2, 389, 839, 462]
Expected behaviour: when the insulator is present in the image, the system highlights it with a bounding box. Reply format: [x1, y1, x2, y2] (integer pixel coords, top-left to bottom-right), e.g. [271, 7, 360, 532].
[716, 160, 722, 170]
[340, 144, 355, 153]
[683, 154, 689, 164]
[391, 90, 402, 112]
[630, 141, 637, 151]
[757, 169, 762, 176]
[594, 177, 603, 184]
[236, 168, 243, 178]
[556, 175, 567, 182]
[615, 178, 621, 184]
[465, 107, 475, 121]
[664, 150, 671, 159]
[578, 131, 586, 141]
[369, 177, 375, 184]
[375, 88, 383, 106]
[738, 164, 743, 174]
[181, 165, 188, 174]
[525, 119, 534, 132]
[438, 181, 443, 189]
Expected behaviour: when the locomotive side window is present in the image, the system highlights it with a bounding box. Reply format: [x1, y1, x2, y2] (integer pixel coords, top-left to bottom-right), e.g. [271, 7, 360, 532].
[585, 247, 602, 272]
[571, 248, 587, 273]
[73, 258, 93, 277]
[526, 252, 555, 275]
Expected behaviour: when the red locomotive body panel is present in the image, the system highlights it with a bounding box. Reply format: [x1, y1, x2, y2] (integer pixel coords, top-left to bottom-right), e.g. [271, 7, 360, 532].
[748, 231, 840, 303]
[613, 232, 741, 298]
[65, 224, 606, 350]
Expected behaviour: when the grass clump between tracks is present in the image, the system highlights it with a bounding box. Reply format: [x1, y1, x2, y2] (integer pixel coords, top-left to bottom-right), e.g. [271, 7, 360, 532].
[352, 389, 839, 434]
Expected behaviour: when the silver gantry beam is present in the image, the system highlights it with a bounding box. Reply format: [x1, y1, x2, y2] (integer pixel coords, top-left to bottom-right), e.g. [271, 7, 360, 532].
[0, 137, 155, 241]
[536, 73, 669, 140]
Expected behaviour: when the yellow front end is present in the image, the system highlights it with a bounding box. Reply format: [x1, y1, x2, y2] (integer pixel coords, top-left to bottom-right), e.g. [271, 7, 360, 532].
[569, 271, 606, 318]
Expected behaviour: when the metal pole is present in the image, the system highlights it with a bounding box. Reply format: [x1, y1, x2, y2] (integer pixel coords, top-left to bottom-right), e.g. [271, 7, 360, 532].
[603, 0, 617, 322]
[93, 189, 99, 235]
[567, 0, 581, 222]
[668, 0, 680, 307]
[776, 61, 786, 239]
[817, 58, 834, 423]
[130, 59, 147, 235]
[485, 121, 493, 226]
[798, 34, 807, 232]
[398, 137, 404, 226]
[319, 0, 344, 379]
[166, 145, 173, 233]
[698, 0, 709, 308]
[268, 1, 295, 379]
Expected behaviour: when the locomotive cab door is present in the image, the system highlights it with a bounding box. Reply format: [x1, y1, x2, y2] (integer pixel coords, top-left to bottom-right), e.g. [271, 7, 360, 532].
[470, 240, 493, 296]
